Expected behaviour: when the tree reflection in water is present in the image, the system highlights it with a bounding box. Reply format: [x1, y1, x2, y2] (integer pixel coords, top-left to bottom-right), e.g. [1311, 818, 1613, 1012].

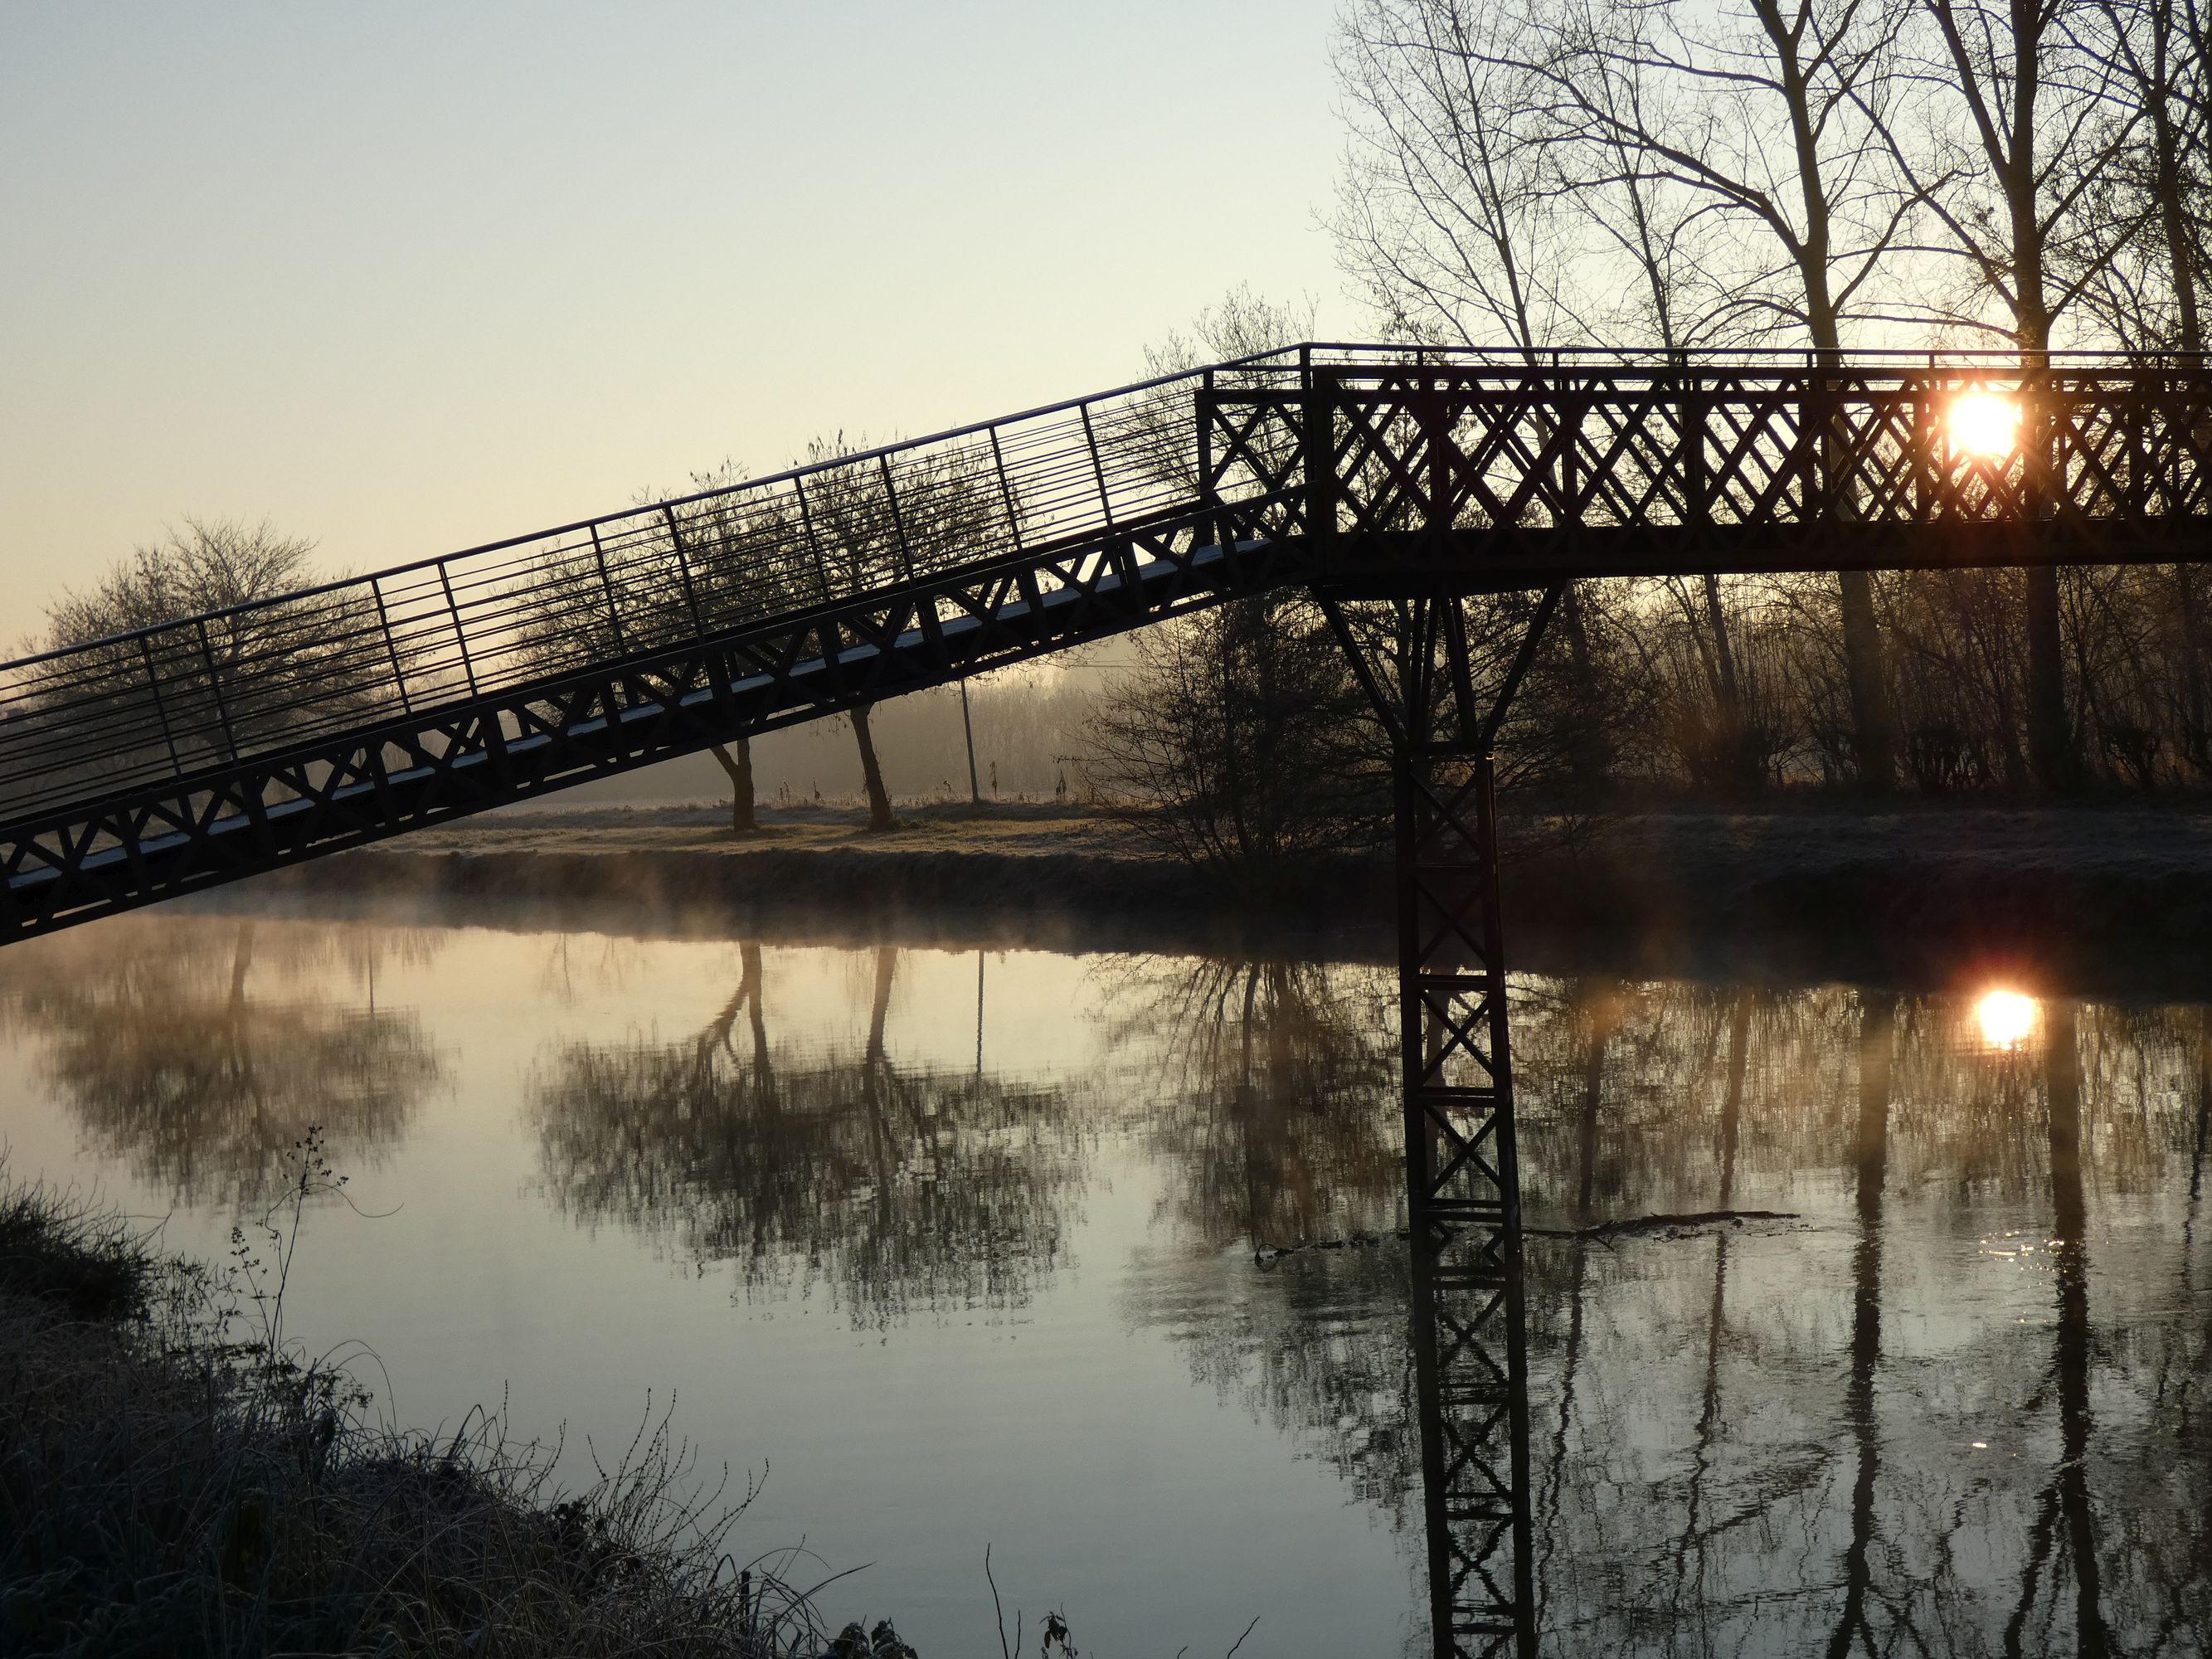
[1120, 963, 2212, 1655]
[12, 918, 2207, 1643]
[0, 916, 441, 1208]
[1091, 956, 1426, 1523]
[529, 944, 1087, 1328]
[1093, 955, 1403, 1250]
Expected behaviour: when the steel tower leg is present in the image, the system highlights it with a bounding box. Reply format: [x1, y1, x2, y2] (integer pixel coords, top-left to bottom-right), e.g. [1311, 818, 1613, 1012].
[1323, 591, 1551, 1659]
[1400, 746, 1534, 1659]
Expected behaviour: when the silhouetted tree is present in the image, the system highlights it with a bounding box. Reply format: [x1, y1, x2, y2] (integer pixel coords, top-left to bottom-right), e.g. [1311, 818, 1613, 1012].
[1334, 0, 1913, 791]
[32, 517, 391, 781]
[1086, 592, 1384, 879]
[795, 438, 1000, 830]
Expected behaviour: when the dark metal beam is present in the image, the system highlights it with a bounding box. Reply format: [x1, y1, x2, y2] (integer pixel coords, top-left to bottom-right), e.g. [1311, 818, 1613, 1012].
[3, 354, 2205, 946]
[1334, 595, 1555, 1658]
[0, 503, 1305, 941]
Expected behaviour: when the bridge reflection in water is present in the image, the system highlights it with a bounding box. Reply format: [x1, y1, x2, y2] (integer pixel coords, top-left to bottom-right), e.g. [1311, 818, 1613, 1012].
[5, 920, 2208, 1650]
[1112, 963, 2210, 1657]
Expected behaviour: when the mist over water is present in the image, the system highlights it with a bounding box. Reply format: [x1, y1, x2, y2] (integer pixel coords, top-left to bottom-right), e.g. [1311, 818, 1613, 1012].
[2, 909, 2205, 1655]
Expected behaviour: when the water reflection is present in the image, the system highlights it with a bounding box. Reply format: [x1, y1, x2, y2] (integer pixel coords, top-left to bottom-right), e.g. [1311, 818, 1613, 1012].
[6, 916, 2207, 1651]
[1105, 954, 1419, 1525]
[1096, 956, 1403, 1248]
[1977, 988, 2037, 1051]
[529, 944, 1087, 1326]
[1129, 972, 2212, 1653]
[0, 917, 440, 1207]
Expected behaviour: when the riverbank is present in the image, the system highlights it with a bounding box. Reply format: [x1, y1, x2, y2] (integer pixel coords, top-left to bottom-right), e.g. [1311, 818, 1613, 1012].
[236, 798, 2212, 993]
[0, 1165, 869, 1659]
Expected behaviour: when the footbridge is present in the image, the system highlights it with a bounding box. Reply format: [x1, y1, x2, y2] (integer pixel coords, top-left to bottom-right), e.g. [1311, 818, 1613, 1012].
[6, 345, 2206, 1656]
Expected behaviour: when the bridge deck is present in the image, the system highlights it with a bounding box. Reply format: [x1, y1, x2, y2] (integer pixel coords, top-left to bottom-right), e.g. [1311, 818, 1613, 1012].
[2, 348, 2205, 940]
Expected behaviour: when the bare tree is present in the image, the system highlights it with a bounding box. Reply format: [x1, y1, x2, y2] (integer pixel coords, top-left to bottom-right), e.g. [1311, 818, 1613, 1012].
[1869, 0, 2146, 790]
[1094, 293, 1393, 873]
[513, 462, 798, 834]
[1340, 0, 1915, 788]
[44, 518, 321, 648]
[1879, 0, 2142, 348]
[1142, 284, 1319, 374]
[1333, 1, 1583, 349]
[37, 517, 386, 774]
[655, 460, 780, 834]
[793, 436, 1000, 831]
[2066, 0, 2210, 353]
[1085, 591, 1384, 878]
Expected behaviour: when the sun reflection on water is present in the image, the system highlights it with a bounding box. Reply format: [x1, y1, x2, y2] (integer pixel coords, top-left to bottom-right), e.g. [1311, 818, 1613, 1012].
[1975, 988, 2036, 1050]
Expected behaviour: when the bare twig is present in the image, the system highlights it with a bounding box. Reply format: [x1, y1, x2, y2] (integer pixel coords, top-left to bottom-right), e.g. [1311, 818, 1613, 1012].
[986, 1543, 1018, 1659]
[1524, 1209, 1801, 1241]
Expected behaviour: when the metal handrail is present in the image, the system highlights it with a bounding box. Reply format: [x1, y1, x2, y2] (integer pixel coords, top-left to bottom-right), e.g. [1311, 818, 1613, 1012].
[2, 351, 2206, 833]
[14, 343, 2194, 677]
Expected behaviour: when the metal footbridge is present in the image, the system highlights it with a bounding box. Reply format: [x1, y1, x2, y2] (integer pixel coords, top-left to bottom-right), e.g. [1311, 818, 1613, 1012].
[7, 347, 2202, 941]
[4, 345, 2207, 1656]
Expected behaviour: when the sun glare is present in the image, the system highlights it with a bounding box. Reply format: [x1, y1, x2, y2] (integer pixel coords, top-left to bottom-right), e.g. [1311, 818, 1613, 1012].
[1976, 989, 2036, 1050]
[1949, 391, 2021, 459]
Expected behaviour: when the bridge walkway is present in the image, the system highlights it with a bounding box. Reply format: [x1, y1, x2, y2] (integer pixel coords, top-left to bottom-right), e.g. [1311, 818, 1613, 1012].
[7, 346, 2200, 942]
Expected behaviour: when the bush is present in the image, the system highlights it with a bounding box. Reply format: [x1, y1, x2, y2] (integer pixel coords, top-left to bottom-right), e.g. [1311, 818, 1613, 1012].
[1085, 596, 1385, 883]
[0, 1144, 845, 1658]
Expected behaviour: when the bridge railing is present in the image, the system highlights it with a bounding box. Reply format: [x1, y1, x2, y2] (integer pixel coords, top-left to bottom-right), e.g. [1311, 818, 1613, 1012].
[5, 352, 2205, 833]
[1199, 360, 2210, 551]
[0, 351, 1319, 830]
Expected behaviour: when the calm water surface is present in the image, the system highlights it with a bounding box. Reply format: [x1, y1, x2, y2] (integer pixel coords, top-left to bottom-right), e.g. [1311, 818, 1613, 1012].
[1, 909, 2206, 1656]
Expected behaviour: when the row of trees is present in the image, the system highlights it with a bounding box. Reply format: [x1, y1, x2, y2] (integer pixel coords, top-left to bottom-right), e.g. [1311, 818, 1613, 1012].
[1092, 541, 2212, 881]
[517, 448, 997, 834]
[1506, 559, 2212, 795]
[1323, 0, 2212, 800]
[28, 438, 1000, 834]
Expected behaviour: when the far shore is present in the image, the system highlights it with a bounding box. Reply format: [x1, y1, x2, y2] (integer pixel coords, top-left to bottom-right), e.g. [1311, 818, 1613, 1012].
[201, 795, 2212, 995]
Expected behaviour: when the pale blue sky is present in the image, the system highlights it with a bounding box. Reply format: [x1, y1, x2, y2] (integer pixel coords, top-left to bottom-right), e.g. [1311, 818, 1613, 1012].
[1, 2, 1350, 627]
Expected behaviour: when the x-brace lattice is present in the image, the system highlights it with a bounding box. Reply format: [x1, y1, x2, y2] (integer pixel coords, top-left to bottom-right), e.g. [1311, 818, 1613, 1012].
[1323, 591, 1553, 1659]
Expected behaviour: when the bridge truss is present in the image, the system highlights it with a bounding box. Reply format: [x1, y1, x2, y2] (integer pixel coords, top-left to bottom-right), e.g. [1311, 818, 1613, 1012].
[4, 348, 2206, 1654]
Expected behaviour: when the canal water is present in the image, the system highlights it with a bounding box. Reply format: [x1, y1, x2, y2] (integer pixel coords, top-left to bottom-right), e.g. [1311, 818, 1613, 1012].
[1, 908, 2205, 1656]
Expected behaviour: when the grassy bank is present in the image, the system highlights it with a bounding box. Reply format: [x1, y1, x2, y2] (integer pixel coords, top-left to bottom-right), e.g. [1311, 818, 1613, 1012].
[0, 1157, 874, 1659]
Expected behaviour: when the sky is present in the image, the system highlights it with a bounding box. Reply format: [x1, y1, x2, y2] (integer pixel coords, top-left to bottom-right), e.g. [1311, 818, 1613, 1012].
[0, 2, 1352, 633]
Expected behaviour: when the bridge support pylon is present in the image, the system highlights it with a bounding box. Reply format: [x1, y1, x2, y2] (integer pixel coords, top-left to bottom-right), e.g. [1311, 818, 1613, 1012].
[1321, 590, 1553, 1659]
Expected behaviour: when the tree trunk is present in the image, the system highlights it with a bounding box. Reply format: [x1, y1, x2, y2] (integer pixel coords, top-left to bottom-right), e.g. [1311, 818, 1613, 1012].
[2003, 12, 2073, 795]
[2025, 564, 2072, 793]
[1837, 572, 1896, 791]
[2146, 2, 2205, 355]
[2013, 328, 2071, 794]
[1558, 581, 1612, 796]
[850, 703, 897, 830]
[1782, 9, 1897, 796]
[707, 740, 757, 834]
[1700, 574, 1753, 790]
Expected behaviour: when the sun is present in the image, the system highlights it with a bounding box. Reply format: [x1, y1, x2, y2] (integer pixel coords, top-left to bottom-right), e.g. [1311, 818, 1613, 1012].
[1949, 391, 2020, 459]
[1976, 988, 2036, 1050]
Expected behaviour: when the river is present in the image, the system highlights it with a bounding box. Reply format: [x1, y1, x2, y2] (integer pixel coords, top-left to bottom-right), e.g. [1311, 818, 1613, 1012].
[1, 906, 2205, 1656]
